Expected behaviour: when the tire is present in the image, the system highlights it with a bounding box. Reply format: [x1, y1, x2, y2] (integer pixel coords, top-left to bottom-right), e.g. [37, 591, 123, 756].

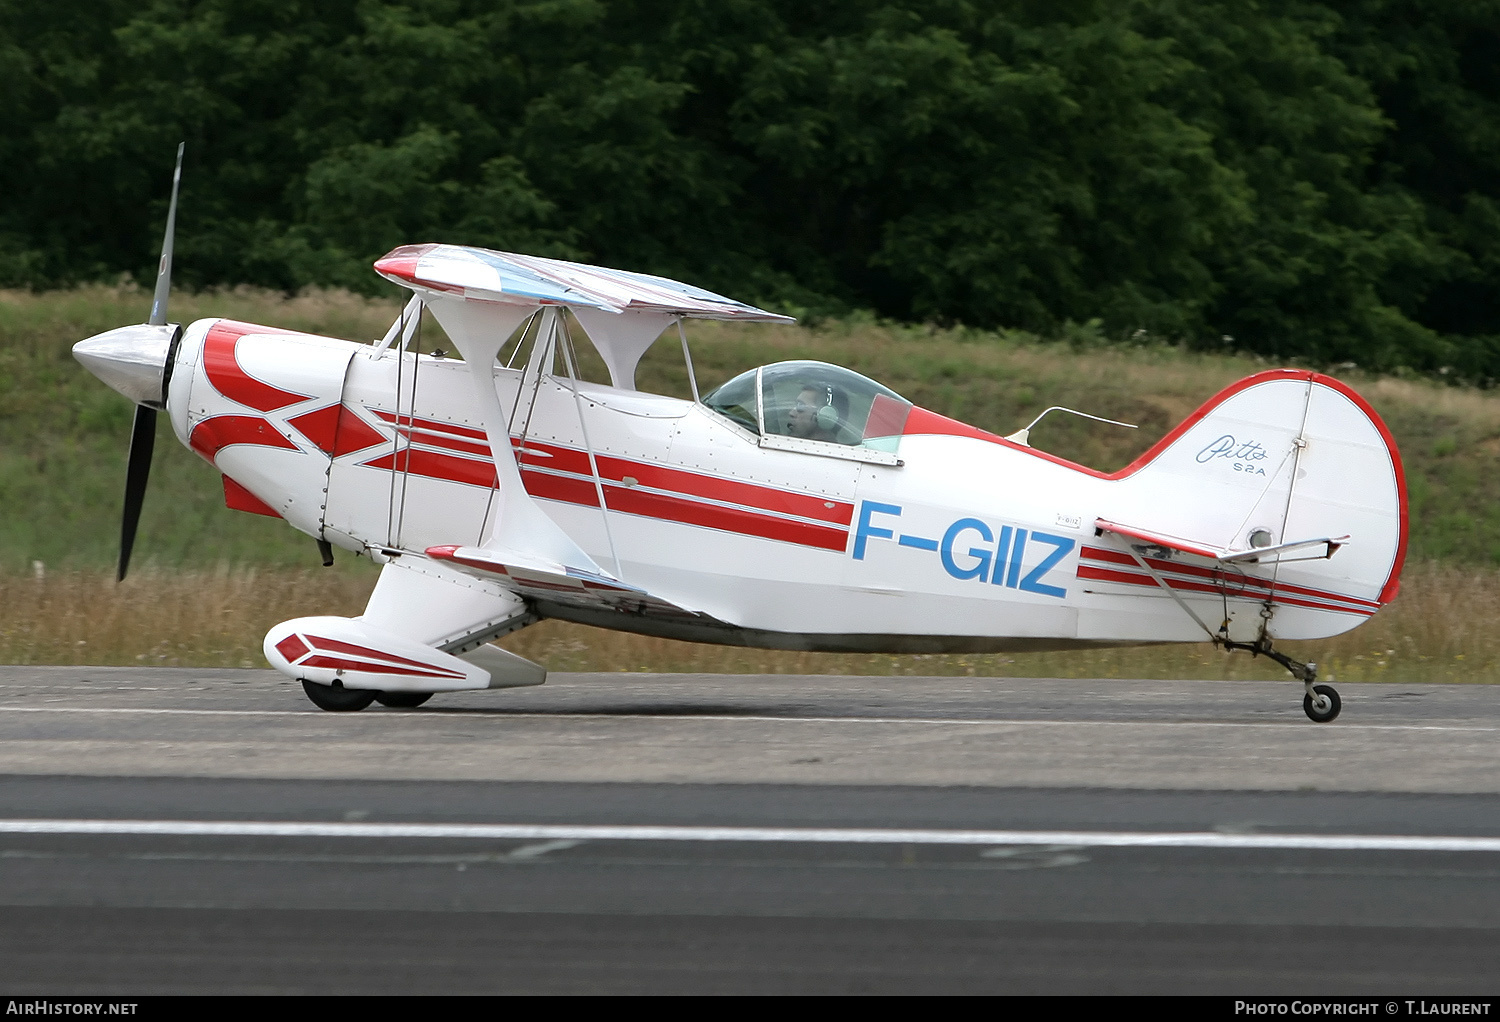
[1303, 684, 1341, 723]
[301, 679, 377, 712]
[374, 691, 433, 708]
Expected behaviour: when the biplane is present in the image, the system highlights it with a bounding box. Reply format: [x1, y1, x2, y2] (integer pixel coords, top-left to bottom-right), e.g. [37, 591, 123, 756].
[73, 148, 1405, 721]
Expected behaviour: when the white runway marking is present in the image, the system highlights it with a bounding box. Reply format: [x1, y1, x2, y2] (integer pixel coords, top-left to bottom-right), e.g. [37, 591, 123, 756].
[0, 705, 1493, 732]
[1, 819, 1499, 852]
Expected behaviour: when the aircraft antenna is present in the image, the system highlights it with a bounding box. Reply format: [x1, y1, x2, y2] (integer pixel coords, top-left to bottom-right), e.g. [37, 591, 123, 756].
[1005, 407, 1137, 447]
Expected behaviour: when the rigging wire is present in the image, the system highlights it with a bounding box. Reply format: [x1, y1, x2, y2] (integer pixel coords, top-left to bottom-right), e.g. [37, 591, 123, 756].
[677, 318, 700, 403]
[394, 306, 423, 548]
[558, 310, 623, 579]
[385, 298, 411, 545]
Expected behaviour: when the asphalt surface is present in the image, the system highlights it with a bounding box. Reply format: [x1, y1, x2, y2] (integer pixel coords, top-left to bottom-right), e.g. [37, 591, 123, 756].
[0, 667, 1497, 994]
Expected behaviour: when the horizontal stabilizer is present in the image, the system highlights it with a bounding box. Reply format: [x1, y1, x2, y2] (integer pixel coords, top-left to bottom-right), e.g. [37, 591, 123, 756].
[1094, 519, 1226, 560]
[427, 544, 704, 621]
[1218, 536, 1348, 564]
[1096, 519, 1347, 565]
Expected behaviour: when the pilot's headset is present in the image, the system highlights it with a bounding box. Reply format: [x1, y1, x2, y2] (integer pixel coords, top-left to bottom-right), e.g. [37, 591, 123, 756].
[815, 385, 840, 432]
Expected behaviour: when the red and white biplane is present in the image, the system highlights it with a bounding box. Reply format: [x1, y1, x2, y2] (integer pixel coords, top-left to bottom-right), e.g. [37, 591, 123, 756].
[74, 149, 1405, 721]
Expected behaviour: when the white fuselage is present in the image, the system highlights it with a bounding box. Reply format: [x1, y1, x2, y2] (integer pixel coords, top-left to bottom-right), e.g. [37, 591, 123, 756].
[167, 318, 1402, 653]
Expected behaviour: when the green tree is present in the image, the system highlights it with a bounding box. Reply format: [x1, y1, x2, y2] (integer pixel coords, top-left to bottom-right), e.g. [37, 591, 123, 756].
[1, 0, 1499, 377]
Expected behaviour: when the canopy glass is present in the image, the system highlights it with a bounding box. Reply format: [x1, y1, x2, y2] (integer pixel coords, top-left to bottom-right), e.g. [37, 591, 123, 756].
[703, 361, 912, 452]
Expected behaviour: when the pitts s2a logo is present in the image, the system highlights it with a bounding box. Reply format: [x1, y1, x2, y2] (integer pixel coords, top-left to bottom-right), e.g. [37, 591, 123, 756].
[852, 502, 1076, 598]
[1196, 434, 1269, 475]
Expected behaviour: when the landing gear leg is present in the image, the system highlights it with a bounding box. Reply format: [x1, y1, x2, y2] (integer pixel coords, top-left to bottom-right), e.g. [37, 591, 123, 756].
[1216, 635, 1341, 723]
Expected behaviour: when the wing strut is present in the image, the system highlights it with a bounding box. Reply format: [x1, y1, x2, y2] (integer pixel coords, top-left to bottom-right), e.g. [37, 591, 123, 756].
[431, 297, 611, 579]
[556, 311, 622, 578]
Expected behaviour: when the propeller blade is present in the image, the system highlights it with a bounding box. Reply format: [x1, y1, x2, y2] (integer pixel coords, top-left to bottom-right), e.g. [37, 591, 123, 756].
[148, 142, 185, 327]
[116, 144, 182, 579]
[119, 406, 157, 581]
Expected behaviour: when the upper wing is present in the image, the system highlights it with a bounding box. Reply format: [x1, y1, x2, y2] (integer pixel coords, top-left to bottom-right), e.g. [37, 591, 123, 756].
[371, 244, 778, 611]
[374, 243, 793, 390]
[373, 243, 792, 322]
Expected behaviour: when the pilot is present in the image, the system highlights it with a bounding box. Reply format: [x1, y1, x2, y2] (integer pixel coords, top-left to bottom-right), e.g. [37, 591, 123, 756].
[787, 384, 849, 443]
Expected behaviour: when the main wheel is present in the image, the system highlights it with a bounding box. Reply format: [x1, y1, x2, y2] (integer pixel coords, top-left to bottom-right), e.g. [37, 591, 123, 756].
[374, 691, 433, 708]
[1303, 684, 1341, 723]
[301, 679, 376, 712]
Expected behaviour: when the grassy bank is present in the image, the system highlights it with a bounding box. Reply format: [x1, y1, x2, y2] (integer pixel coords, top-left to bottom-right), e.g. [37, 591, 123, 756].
[2, 561, 1493, 685]
[4, 286, 1499, 677]
[0, 285, 405, 571]
[6, 286, 1500, 574]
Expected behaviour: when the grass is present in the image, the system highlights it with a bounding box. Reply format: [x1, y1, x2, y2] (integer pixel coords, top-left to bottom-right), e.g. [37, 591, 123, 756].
[7, 286, 1500, 572]
[0, 284, 406, 571]
[4, 285, 1500, 676]
[2, 560, 1493, 685]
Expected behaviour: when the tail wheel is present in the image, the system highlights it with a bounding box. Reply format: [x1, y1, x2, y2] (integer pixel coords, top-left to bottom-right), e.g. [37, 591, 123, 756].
[1303, 684, 1341, 723]
[301, 679, 376, 712]
[374, 691, 433, 708]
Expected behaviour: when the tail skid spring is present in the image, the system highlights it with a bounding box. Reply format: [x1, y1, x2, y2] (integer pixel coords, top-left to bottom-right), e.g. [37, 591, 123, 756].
[1214, 627, 1341, 723]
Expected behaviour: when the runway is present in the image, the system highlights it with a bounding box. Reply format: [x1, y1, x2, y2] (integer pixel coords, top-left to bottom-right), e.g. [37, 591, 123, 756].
[1, 668, 1498, 993]
[3, 666, 1498, 790]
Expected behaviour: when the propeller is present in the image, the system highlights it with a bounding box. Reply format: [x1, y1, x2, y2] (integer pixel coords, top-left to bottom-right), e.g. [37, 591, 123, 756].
[72, 144, 184, 581]
[116, 143, 185, 580]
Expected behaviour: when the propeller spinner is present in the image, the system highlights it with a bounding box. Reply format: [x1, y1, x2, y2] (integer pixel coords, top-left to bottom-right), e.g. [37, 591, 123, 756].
[72, 143, 185, 580]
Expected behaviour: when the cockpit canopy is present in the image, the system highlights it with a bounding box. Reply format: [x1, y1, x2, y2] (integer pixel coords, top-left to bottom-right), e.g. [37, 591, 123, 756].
[703, 361, 912, 453]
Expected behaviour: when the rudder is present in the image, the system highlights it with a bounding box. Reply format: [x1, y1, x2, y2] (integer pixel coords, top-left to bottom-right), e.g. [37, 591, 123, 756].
[1105, 369, 1406, 631]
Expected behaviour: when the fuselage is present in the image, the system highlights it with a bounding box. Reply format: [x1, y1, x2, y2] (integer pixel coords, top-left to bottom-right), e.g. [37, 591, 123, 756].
[166, 317, 1402, 653]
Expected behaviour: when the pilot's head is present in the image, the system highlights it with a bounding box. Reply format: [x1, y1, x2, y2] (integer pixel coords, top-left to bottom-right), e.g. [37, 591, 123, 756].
[788, 384, 848, 442]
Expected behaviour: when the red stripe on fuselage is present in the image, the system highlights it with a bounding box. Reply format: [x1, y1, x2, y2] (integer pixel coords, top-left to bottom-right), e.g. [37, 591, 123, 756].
[399, 427, 492, 458]
[362, 448, 498, 488]
[352, 416, 851, 550]
[514, 438, 853, 526]
[520, 469, 600, 508]
[371, 409, 489, 442]
[598, 482, 851, 552]
[287, 403, 389, 457]
[517, 467, 849, 551]
[190, 415, 299, 460]
[203, 321, 314, 412]
[601, 454, 853, 526]
[513, 438, 591, 475]
[1079, 545, 1380, 610]
[1076, 564, 1156, 588]
[1075, 561, 1375, 617]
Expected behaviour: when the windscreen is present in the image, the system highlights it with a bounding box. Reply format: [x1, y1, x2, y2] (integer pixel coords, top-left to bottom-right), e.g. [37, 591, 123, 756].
[704, 360, 911, 450]
[701, 367, 759, 432]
